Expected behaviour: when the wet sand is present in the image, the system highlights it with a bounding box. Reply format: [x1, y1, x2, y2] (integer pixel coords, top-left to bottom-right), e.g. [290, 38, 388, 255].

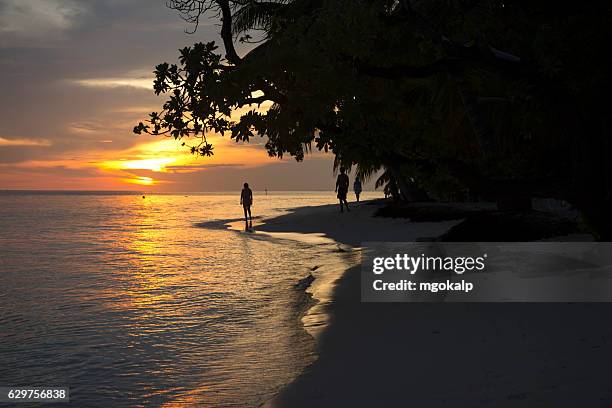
[260, 200, 612, 408]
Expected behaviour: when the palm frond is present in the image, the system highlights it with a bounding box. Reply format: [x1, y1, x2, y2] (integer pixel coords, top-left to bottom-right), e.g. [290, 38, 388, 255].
[355, 163, 381, 183]
[232, 1, 289, 36]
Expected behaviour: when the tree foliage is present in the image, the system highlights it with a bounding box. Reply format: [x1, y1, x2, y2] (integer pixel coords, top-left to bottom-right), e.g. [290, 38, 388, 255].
[135, 0, 612, 236]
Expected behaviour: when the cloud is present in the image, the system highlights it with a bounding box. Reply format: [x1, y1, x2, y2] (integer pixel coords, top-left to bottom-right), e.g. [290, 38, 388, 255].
[0, 0, 346, 191]
[67, 121, 104, 133]
[109, 105, 160, 114]
[164, 163, 245, 173]
[67, 69, 154, 90]
[0, 0, 85, 36]
[69, 77, 153, 90]
[0, 137, 51, 147]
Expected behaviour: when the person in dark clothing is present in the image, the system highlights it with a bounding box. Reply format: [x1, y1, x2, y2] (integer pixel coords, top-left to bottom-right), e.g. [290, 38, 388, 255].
[335, 167, 350, 213]
[353, 177, 362, 202]
[240, 182, 253, 229]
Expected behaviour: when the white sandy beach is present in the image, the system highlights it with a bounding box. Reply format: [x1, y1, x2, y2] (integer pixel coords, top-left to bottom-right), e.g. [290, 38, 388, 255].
[259, 200, 612, 408]
[256, 200, 460, 246]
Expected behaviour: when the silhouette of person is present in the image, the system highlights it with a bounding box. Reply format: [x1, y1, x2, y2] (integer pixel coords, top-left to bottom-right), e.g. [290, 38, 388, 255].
[353, 177, 362, 202]
[335, 167, 350, 213]
[240, 182, 253, 229]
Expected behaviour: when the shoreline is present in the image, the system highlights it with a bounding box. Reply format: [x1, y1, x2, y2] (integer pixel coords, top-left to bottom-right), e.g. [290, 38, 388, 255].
[258, 200, 612, 407]
[254, 199, 460, 407]
[254, 199, 460, 246]
[254, 199, 459, 342]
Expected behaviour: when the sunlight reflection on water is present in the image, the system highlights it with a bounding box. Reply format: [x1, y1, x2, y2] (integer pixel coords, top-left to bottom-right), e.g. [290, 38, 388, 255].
[0, 192, 378, 407]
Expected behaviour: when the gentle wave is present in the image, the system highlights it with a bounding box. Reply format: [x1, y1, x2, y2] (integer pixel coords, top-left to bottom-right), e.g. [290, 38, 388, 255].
[0, 193, 377, 406]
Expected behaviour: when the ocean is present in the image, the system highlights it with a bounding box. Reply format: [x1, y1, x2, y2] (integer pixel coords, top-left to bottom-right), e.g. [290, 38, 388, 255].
[0, 191, 374, 407]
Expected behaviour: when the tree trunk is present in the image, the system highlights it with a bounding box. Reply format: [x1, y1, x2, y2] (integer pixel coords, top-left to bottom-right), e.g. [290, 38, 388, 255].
[386, 161, 430, 202]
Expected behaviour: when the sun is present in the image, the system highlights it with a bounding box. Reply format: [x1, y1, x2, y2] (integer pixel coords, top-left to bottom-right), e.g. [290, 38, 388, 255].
[125, 176, 154, 186]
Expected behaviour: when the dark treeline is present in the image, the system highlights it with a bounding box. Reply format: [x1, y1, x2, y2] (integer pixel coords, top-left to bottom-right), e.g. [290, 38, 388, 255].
[135, 0, 611, 238]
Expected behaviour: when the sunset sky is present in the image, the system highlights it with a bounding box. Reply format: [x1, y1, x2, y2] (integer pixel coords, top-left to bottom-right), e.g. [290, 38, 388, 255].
[0, 0, 349, 191]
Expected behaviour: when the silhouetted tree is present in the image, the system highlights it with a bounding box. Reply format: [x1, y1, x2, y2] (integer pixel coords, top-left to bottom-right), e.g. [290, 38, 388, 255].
[135, 0, 612, 238]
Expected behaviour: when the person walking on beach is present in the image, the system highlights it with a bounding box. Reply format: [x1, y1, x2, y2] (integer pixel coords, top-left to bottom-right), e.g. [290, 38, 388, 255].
[240, 182, 253, 229]
[353, 176, 362, 202]
[335, 167, 350, 213]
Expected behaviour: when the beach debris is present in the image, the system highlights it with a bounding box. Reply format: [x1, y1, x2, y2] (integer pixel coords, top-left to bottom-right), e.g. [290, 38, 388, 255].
[295, 274, 315, 290]
[310, 265, 320, 271]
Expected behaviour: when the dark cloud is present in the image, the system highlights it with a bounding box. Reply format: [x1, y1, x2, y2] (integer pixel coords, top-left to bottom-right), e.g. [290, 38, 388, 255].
[0, 0, 212, 175]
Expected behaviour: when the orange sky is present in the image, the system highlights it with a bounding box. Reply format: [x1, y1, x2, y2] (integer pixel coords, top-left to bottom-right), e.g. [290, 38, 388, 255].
[0, 0, 358, 192]
[0, 91, 333, 190]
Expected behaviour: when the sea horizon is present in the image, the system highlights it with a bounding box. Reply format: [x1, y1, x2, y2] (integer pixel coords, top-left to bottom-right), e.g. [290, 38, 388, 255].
[0, 189, 378, 195]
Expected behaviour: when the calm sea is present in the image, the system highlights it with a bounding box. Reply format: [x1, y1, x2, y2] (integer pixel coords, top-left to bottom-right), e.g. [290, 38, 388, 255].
[0, 191, 375, 407]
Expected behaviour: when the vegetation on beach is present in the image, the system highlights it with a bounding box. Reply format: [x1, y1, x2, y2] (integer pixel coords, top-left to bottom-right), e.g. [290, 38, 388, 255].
[135, 0, 611, 238]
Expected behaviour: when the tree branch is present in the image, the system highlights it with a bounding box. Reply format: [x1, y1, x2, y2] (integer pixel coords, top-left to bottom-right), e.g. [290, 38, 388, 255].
[217, 0, 242, 65]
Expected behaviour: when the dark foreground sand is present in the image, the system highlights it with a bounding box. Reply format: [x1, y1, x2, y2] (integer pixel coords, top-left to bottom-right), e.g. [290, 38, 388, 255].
[261, 201, 612, 408]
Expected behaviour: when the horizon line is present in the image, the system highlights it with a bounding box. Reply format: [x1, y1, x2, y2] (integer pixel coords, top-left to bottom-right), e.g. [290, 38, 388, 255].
[0, 189, 380, 194]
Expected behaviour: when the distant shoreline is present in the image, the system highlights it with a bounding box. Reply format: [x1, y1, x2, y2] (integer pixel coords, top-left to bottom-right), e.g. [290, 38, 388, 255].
[0, 190, 380, 196]
[0, 190, 143, 195]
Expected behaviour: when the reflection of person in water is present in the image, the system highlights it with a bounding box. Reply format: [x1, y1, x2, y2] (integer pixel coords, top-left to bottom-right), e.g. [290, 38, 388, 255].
[335, 167, 350, 213]
[240, 182, 253, 228]
[353, 177, 362, 202]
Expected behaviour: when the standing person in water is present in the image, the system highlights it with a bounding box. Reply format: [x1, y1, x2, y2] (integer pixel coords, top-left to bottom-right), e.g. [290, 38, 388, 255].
[240, 182, 253, 229]
[353, 176, 362, 202]
[335, 167, 350, 213]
